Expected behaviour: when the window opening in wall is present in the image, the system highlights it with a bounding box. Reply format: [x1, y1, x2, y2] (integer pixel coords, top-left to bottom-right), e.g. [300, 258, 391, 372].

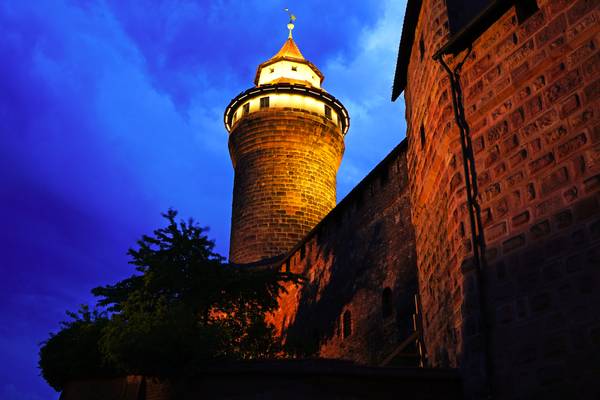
[285, 259, 290, 273]
[233, 111, 237, 121]
[312, 329, 320, 349]
[382, 288, 393, 319]
[269, 67, 275, 73]
[291, 65, 297, 71]
[324, 105, 332, 120]
[419, 35, 425, 61]
[355, 193, 364, 210]
[380, 167, 389, 186]
[343, 310, 352, 339]
[335, 211, 343, 227]
[515, 0, 538, 24]
[300, 244, 306, 260]
[260, 96, 270, 109]
[243, 103, 250, 115]
[320, 224, 328, 237]
[420, 124, 426, 148]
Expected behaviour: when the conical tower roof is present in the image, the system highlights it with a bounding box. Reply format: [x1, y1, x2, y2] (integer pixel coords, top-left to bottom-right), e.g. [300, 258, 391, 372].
[270, 38, 305, 61]
[254, 37, 324, 87]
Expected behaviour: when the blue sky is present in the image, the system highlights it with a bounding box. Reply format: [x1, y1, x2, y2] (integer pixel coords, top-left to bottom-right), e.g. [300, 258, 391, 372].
[0, 0, 406, 397]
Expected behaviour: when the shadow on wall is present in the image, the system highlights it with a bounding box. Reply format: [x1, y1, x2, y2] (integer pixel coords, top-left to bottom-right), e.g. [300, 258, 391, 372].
[279, 143, 419, 366]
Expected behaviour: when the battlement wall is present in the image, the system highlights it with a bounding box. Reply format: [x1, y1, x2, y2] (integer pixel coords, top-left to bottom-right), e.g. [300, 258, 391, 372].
[270, 140, 419, 366]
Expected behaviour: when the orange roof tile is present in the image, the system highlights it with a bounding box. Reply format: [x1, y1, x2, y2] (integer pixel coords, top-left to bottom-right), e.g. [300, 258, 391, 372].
[270, 38, 305, 61]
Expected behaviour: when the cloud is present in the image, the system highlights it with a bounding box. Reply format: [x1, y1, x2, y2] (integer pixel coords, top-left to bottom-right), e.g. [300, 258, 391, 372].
[101, 0, 383, 110]
[321, 0, 408, 198]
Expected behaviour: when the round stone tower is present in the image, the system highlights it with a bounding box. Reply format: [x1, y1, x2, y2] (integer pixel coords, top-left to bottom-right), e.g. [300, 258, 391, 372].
[224, 23, 349, 264]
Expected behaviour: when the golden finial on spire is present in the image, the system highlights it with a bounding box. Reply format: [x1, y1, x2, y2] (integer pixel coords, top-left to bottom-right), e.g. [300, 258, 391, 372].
[283, 8, 296, 39]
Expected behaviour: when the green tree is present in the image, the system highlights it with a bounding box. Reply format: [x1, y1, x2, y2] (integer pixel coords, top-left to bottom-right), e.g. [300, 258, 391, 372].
[39, 210, 300, 390]
[38, 305, 116, 391]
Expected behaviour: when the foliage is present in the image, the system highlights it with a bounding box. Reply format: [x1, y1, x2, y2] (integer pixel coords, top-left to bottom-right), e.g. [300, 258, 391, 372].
[39, 210, 300, 391]
[38, 306, 116, 391]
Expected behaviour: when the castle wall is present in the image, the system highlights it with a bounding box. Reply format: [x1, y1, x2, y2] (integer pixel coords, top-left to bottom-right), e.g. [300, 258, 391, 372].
[404, 0, 600, 398]
[228, 107, 344, 264]
[270, 141, 418, 366]
[61, 364, 463, 400]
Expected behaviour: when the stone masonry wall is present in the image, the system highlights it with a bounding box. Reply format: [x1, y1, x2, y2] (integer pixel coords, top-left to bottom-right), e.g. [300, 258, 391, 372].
[61, 365, 463, 400]
[270, 141, 418, 366]
[228, 108, 345, 264]
[404, 0, 600, 398]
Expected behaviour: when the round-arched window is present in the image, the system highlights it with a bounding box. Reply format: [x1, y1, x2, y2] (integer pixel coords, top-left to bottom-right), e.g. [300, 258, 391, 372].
[343, 310, 352, 339]
[382, 287, 393, 319]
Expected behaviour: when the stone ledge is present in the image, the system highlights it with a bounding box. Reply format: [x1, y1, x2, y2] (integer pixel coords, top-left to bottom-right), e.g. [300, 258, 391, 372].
[60, 361, 462, 400]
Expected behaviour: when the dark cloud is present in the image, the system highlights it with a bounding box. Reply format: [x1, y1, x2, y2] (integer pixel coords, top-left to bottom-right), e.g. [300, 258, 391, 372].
[102, 0, 383, 109]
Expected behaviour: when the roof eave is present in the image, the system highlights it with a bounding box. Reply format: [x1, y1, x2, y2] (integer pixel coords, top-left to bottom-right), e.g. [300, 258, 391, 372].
[433, 0, 514, 59]
[392, 0, 518, 101]
[391, 0, 423, 102]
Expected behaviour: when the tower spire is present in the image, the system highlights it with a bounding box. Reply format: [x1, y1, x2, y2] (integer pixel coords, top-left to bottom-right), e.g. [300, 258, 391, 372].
[284, 8, 296, 39]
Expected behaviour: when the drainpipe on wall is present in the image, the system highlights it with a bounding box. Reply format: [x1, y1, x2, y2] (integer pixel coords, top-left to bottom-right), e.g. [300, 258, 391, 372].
[433, 49, 493, 400]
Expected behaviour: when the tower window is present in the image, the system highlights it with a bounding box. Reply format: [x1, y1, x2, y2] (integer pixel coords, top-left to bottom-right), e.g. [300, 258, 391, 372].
[300, 244, 306, 260]
[233, 111, 237, 121]
[243, 103, 250, 115]
[343, 310, 352, 339]
[291, 65, 298, 71]
[419, 35, 425, 61]
[382, 287, 393, 319]
[324, 105, 332, 120]
[260, 97, 270, 109]
[420, 124, 426, 148]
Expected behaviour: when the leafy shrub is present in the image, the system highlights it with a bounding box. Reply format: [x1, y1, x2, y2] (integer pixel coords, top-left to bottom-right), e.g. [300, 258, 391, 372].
[39, 210, 300, 391]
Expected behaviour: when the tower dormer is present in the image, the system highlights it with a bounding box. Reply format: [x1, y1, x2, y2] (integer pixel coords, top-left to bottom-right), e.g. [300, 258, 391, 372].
[254, 38, 324, 88]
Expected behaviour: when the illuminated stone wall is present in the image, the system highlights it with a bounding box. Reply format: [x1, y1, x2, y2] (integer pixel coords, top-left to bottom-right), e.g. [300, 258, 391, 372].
[229, 92, 343, 130]
[404, 0, 600, 398]
[403, 0, 470, 377]
[228, 107, 344, 264]
[270, 141, 418, 366]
